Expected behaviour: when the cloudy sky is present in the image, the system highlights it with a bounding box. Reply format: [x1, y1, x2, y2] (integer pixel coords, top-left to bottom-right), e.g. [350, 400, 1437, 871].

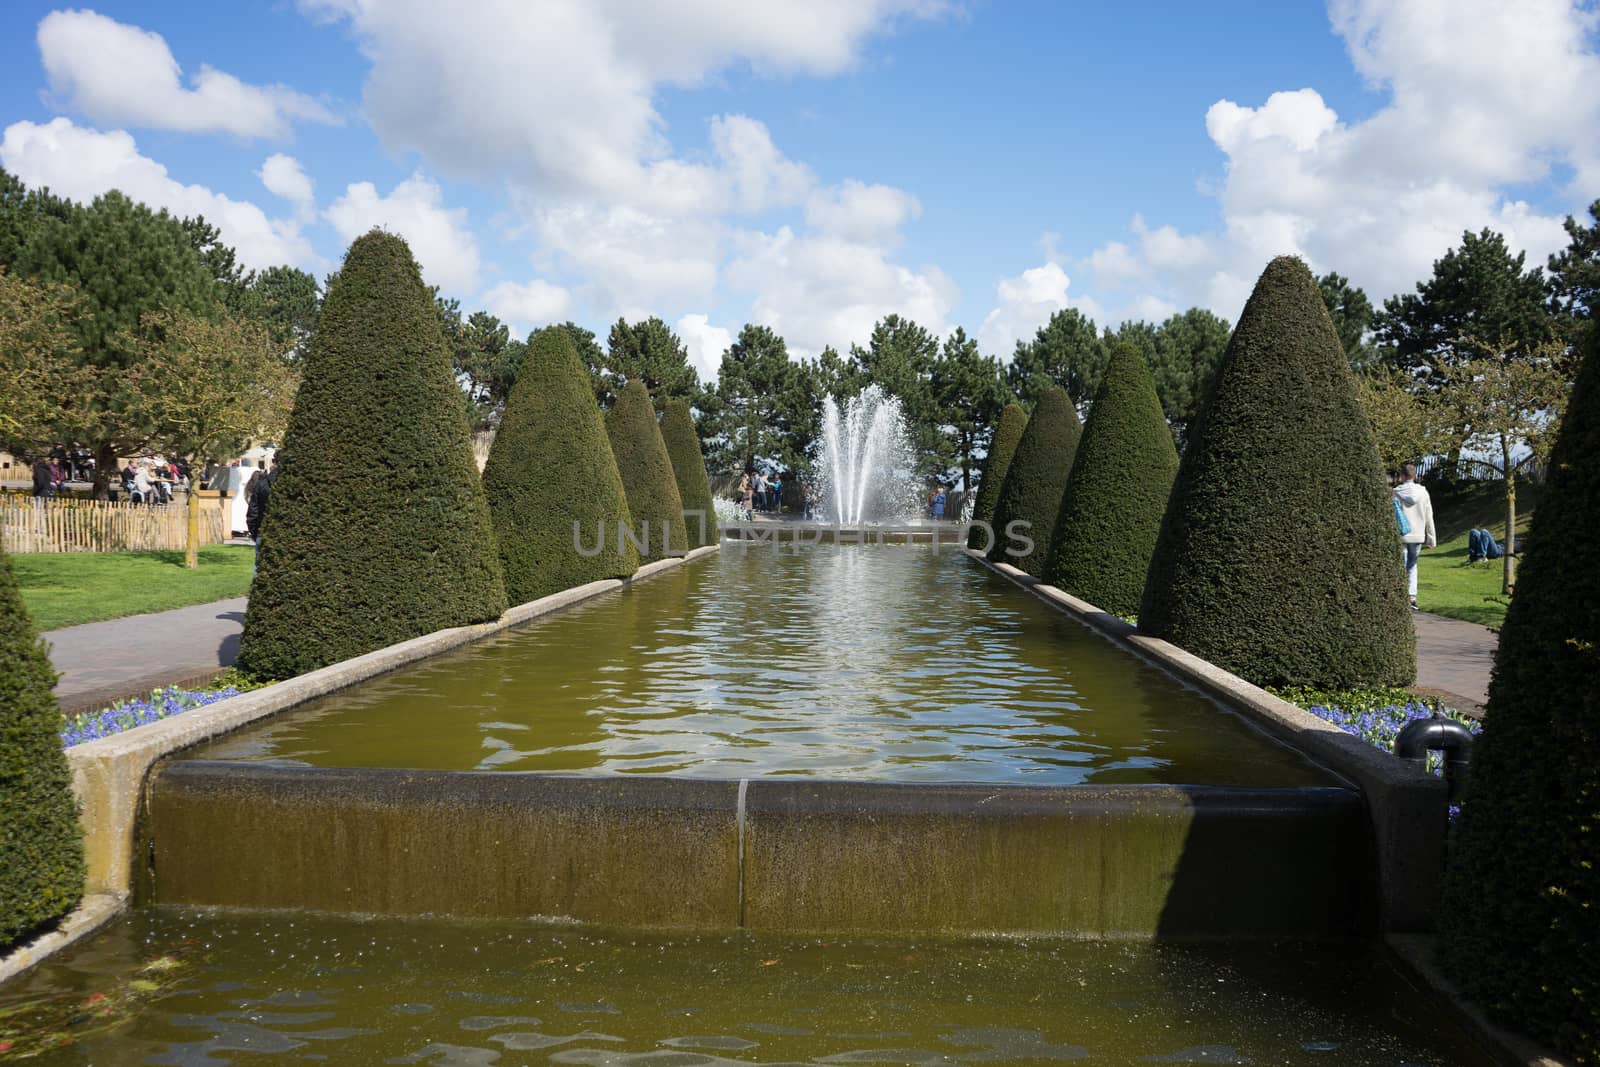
[2, 1, 1596, 380]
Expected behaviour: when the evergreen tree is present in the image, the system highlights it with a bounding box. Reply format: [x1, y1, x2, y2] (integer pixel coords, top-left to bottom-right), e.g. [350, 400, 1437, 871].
[0, 545, 83, 949]
[1317, 271, 1378, 370]
[482, 328, 638, 603]
[1007, 307, 1105, 409]
[606, 380, 690, 560]
[1140, 256, 1413, 689]
[711, 324, 814, 473]
[1437, 331, 1600, 1064]
[660, 398, 720, 548]
[1150, 309, 1231, 441]
[1549, 198, 1600, 349]
[600, 317, 700, 411]
[929, 327, 1009, 499]
[236, 231, 507, 680]
[967, 402, 1026, 549]
[986, 384, 1081, 575]
[1044, 342, 1179, 616]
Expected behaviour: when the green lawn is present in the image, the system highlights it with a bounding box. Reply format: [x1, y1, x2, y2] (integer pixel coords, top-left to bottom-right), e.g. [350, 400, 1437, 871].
[1414, 480, 1538, 631]
[13, 547, 255, 631]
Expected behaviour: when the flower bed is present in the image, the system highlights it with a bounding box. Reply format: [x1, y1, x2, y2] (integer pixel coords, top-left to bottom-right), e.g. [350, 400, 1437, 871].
[58, 672, 266, 748]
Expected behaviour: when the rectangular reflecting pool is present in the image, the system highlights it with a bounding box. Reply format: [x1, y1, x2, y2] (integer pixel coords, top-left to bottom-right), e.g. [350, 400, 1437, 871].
[1, 909, 1492, 1065]
[195, 546, 1328, 786]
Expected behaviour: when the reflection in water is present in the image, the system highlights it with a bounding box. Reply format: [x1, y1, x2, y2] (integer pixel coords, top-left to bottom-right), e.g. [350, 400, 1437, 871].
[197, 547, 1322, 786]
[0, 909, 1491, 1065]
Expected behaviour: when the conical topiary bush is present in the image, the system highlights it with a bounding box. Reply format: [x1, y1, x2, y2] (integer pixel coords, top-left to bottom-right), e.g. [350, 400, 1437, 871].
[606, 380, 690, 561]
[482, 328, 639, 604]
[986, 385, 1081, 575]
[0, 545, 83, 949]
[1138, 255, 1412, 688]
[1437, 332, 1599, 1064]
[660, 398, 719, 549]
[237, 230, 508, 680]
[968, 402, 1027, 549]
[1043, 342, 1179, 616]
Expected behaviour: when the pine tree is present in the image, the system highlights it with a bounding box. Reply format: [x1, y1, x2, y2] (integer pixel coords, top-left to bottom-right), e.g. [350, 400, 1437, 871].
[660, 398, 719, 549]
[1044, 342, 1179, 616]
[1139, 256, 1413, 688]
[968, 403, 1026, 549]
[985, 384, 1081, 575]
[483, 328, 639, 603]
[606, 380, 690, 561]
[236, 231, 507, 680]
[0, 546, 83, 949]
[1437, 331, 1600, 1063]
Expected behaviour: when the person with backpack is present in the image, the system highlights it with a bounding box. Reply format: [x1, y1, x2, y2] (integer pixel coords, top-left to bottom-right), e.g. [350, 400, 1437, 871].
[1392, 463, 1436, 610]
[246, 457, 278, 575]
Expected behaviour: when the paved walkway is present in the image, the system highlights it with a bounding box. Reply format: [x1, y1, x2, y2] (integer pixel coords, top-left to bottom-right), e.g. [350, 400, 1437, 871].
[1412, 610, 1498, 716]
[43, 597, 247, 713]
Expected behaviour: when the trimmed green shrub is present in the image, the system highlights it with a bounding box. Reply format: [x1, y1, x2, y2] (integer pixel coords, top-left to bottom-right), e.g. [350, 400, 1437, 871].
[660, 398, 719, 549]
[236, 230, 507, 680]
[1438, 332, 1599, 1063]
[0, 545, 84, 950]
[482, 328, 639, 604]
[1138, 255, 1412, 689]
[1043, 341, 1179, 616]
[968, 403, 1027, 549]
[606, 380, 690, 561]
[986, 385, 1081, 575]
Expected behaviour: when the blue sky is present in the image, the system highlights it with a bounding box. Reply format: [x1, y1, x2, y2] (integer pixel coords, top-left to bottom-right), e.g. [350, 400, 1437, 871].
[2, 1, 1596, 379]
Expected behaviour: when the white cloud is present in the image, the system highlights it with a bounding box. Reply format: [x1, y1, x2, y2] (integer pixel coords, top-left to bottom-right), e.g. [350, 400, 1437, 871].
[676, 313, 733, 381]
[325, 173, 481, 294]
[804, 180, 921, 244]
[977, 261, 1079, 357]
[259, 154, 315, 218]
[37, 9, 335, 139]
[0, 118, 314, 270]
[480, 278, 572, 335]
[308, 0, 943, 199]
[727, 226, 958, 358]
[1076, 0, 1600, 324]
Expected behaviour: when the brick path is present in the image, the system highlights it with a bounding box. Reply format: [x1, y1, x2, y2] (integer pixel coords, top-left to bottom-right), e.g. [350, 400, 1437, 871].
[43, 597, 247, 713]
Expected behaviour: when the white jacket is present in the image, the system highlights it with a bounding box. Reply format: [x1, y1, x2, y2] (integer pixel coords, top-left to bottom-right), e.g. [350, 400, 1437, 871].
[1393, 481, 1436, 548]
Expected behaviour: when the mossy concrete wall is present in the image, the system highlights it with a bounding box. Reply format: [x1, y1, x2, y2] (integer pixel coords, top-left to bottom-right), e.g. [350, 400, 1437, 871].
[969, 550, 1449, 933]
[144, 763, 1368, 938]
[64, 545, 720, 902]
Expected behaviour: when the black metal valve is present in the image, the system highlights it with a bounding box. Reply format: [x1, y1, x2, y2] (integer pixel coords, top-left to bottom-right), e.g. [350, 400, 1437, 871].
[1395, 711, 1475, 802]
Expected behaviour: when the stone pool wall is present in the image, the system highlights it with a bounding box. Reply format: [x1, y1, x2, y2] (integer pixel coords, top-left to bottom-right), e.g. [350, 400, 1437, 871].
[142, 761, 1370, 938]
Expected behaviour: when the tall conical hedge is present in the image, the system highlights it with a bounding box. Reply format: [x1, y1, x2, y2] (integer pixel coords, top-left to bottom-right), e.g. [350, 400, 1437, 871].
[237, 231, 507, 680]
[968, 403, 1027, 549]
[1043, 342, 1179, 616]
[606, 380, 690, 561]
[482, 329, 639, 604]
[986, 384, 1081, 575]
[1139, 256, 1412, 688]
[0, 545, 83, 949]
[1438, 334, 1599, 1063]
[660, 398, 719, 549]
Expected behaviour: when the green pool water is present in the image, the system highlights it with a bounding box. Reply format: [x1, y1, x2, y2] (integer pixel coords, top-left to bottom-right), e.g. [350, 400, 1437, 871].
[196, 546, 1325, 785]
[1, 909, 1491, 1065]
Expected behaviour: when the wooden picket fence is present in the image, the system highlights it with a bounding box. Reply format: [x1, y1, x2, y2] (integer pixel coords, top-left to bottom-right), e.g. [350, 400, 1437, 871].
[1, 494, 227, 553]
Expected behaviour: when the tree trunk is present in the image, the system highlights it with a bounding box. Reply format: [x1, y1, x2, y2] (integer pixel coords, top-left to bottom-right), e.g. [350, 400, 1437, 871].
[1503, 439, 1517, 595]
[186, 485, 201, 570]
[92, 441, 116, 500]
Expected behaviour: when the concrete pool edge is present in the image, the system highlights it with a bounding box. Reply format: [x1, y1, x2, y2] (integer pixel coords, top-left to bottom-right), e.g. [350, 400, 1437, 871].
[963, 549, 1447, 935]
[141, 762, 1372, 940]
[59, 542, 721, 907]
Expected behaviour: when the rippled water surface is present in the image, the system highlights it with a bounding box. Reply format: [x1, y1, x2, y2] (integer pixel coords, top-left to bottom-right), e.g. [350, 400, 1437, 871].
[2, 909, 1491, 1065]
[198, 546, 1325, 785]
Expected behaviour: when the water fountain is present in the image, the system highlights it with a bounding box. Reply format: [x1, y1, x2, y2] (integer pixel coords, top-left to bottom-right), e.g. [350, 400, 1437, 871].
[815, 385, 919, 524]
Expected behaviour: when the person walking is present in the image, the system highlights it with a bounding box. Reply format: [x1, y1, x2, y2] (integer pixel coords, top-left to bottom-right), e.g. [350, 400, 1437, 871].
[739, 472, 754, 522]
[1393, 462, 1436, 610]
[246, 457, 277, 575]
[31, 457, 53, 499]
[770, 474, 784, 516]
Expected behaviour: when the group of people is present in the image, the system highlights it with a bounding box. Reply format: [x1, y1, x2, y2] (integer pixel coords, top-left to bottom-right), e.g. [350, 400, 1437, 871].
[120, 457, 188, 505]
[736, 470, 786, 520]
